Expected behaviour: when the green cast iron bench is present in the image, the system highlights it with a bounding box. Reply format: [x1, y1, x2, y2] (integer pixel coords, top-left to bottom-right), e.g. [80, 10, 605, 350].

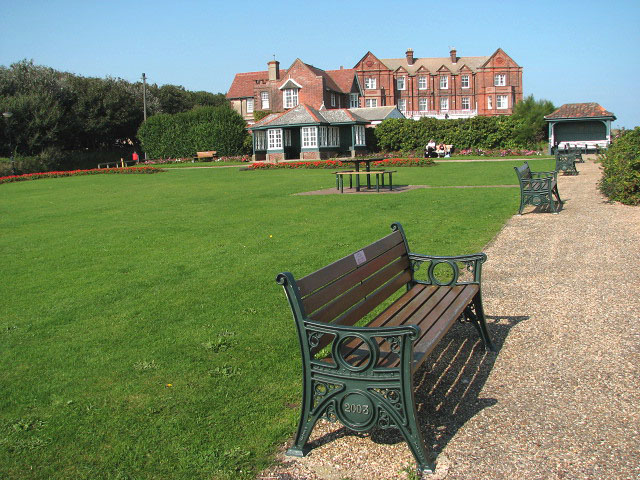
[514, 162, 563, 214]
[555, 151, 578, 175]
[334, 170, 395, 193]
[276, 222, 494, 474]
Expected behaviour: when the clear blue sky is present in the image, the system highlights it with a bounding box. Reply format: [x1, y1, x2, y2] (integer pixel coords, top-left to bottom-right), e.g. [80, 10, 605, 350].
[1, 0, 639, 128]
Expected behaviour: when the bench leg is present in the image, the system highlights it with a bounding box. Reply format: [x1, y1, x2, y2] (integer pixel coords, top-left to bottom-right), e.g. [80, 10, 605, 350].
[375, 174, 380, 193]
[463, 293, 495, 351]
[286, 381, 319, 458]
[336, 174, 339, 190]
[397, 379, 437, 473]
[389, 173, 393, 191]
[340, 175, 344, 194]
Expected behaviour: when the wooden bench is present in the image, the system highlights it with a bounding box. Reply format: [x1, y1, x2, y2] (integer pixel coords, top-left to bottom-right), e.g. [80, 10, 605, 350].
[555, 151, 578, 175]
[276, 222, 494, 474]
[514, 161, 562, 214]
[334, 170, 395, 193]
[193, 150, 218, 162]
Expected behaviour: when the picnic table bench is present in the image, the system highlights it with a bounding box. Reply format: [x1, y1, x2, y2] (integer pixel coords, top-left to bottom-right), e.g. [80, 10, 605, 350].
[193, 151, 218, 162]
[276, 222, 494, 474]
[334, 170, 395, 193]
[514, 161, 562, 214]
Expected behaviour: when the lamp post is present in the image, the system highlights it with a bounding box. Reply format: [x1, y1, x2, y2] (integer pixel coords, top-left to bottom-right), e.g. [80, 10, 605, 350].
[2, 111, 14, 174]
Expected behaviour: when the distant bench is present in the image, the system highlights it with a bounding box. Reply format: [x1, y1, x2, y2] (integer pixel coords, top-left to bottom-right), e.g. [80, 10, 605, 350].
[514, 161, 562, 214]
[193, 151, 218, 162]
[334, 170, 395, 193]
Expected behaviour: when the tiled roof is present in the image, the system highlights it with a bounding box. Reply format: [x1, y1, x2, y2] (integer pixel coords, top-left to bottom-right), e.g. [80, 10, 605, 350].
[381, 56, 490, 75]
[226, 69, 288, 99]
[250, 104, 367, 129]
[544, 103, 616, 120]
[325, 68, 358, 93]
[348, 106, 403, 121]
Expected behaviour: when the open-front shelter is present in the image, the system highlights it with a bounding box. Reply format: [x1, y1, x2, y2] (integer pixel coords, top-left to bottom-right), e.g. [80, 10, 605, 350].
[544, 103, 616, 153]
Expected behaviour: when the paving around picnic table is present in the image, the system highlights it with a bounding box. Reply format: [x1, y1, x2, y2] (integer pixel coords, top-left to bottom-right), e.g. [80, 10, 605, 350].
[261, 156, 640, 480]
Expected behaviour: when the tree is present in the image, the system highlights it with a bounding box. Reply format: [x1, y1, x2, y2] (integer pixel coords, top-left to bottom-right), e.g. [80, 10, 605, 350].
[511, 95, 556, 147]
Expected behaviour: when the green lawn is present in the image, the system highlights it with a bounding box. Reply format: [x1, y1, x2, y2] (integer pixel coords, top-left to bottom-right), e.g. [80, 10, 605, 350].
[0, 159, 553, 479]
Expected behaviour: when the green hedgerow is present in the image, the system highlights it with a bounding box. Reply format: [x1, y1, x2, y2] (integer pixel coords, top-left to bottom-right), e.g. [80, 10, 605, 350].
[599, 127, 640, 205]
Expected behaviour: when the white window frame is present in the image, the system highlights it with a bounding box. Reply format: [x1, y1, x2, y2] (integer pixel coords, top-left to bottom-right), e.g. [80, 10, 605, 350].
[365, 77, 376, 89]
[246, 98, 254, 113]
[418, 98, 428, 112]
[302, 126, 317, 148]
[397, 99, 407, 112]
[349, 93, 359, 108]
[283, 88, 298, 109]
[396, 76, 406, 90]
[440, 76, 448, 89]
[331, 92, 336, 107]
[461, 97, 470, 110]
[418, 76, 427, 90]
[440, 97, 449, 111]
[254, 130, 267, 150]
[354, 125, 365, 146]
[261, 91, 269, 109]
[496, 95, 508, 109]
[267, 128, 283, 150]
[494, 74, 506, 86]
[487, 96, 493, 110]
[365, 98, 378, 108]
[461, 74, 470, 88]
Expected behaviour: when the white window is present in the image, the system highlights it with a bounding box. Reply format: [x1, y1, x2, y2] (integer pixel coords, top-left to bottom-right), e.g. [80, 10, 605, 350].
[418, 76, 427, 90]
[331, 92, 336, 107]
[254, 131, 267, 150]
[497, 95, 508, 109]
[319, 126, 339, 147]
[319, 126, 327, 146]
[267, 129, 282, 150]
[461, 97, 470, 110]
[365, 77, 376, 89]
[284, 129, 291, 147]
[418, 98, 428, 111]
[283, 88, 298, 109]
[487, 96, 493, 109]
[261, 91, 269, 109]
[302, 127, 317, 148]
[246, 98, 254, 113]
[461, 75, 470, 88]
[354, 125, 365, 146]
[396, 76, 406, 90]
[397, 99, 406, 112]
[365, 98, 378, 108]
[494, 74, 506, 86]
[350, 93, 359, 108]
[440, 97, 449, 111]
[440, 76, 448, 89]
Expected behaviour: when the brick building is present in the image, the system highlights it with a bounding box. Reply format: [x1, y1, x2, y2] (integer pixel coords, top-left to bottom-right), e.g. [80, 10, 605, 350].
[354, 48, 523, 119]
[227, 59, 363, 123]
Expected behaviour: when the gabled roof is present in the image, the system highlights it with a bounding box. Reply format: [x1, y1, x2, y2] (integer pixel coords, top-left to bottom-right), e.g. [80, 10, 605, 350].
[544, 103, 616, 121]
[226, 69, 289, 99]
[325, 68, 360, 94]
[348, 106, 405, 122]
[250, 104, 368, 129]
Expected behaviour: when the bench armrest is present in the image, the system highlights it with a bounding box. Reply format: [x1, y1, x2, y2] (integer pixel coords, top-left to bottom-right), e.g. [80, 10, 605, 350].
[408, 252, 487, 285]
[530, 170, 557, 180]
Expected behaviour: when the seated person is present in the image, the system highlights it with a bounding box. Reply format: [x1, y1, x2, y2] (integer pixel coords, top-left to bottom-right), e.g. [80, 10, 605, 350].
[436, 143, 445, 157]
[425, 139, 436, 158]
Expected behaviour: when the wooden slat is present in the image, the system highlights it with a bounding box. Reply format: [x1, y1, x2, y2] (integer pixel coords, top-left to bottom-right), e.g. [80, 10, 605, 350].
[310, 257, 409, 324]
[302, 243, 409, 314]
[297, 230, 404, 297]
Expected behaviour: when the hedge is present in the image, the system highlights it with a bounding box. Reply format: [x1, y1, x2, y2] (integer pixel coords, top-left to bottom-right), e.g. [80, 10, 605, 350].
[599, 127, 640, 205]
[137, 105, 250, 159]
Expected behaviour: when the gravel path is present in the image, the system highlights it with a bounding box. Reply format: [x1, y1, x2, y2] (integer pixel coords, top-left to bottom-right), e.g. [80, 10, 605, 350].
[260, 157, 640, 480]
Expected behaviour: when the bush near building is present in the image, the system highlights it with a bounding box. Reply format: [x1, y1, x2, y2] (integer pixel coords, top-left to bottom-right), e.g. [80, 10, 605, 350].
[599, 127, 640, 205]
[137, 105, 250, 159]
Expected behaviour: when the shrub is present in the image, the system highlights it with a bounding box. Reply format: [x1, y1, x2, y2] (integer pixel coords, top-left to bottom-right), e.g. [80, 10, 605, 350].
[137, 105, 250, 158]
[599, 127, 640, 205]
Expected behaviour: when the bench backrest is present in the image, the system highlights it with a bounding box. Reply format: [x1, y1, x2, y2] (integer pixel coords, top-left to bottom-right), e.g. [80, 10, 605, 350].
[514, 162, 531, 180]
[279, 226, 412, 354]
[196, 151, 217, 158]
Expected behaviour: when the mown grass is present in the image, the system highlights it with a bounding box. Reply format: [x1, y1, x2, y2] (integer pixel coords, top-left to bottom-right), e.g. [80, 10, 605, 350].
[0, 159, 553, 479]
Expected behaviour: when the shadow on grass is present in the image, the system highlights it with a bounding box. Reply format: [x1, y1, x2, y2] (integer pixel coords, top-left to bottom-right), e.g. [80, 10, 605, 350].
[307, 315, 528, 460]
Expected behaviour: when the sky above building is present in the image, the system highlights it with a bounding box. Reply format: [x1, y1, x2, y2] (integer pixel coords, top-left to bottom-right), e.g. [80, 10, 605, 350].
[1, 0, 638, 128]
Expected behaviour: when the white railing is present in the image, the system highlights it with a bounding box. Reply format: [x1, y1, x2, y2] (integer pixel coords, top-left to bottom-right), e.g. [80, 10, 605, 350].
[403, 110, 478, 120]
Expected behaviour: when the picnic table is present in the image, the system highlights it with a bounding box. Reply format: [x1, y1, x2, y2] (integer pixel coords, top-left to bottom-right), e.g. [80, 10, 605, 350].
[339, 157, 385, 191]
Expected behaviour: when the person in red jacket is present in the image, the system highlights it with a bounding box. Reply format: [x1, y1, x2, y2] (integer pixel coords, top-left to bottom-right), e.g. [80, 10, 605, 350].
[132, 151, 139, 163]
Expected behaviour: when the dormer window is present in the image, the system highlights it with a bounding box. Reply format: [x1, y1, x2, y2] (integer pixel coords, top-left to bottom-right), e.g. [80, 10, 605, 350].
[283, 89, 298, 109]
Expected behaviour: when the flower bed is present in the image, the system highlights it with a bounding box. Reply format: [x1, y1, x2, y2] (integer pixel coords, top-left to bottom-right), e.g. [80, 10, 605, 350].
[246, 158, 435, 170]
[0, 167, 162, 185]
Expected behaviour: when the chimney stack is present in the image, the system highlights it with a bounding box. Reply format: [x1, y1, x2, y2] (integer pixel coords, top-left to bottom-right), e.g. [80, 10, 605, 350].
[406, 48, 414, 65]
[449, 48, 457, 63]
[268, 60, 280, 81]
